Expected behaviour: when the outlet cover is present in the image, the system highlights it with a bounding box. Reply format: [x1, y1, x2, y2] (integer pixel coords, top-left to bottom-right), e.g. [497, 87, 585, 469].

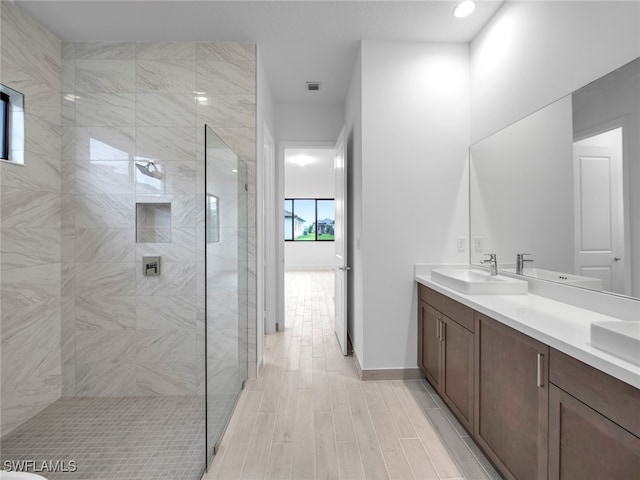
[474, 236, 484, 252]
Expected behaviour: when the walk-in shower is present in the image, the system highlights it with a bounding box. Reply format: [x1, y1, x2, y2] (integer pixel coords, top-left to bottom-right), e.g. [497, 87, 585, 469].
[0, 125, 248, 479]
[0, 9, 257, 475]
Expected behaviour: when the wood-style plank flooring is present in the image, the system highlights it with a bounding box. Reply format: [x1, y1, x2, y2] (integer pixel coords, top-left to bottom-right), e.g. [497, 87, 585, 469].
[204, 271, 499, 480]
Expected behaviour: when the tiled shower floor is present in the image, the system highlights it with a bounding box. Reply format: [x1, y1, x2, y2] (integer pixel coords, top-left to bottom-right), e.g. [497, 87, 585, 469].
[1, 396, 206, 480]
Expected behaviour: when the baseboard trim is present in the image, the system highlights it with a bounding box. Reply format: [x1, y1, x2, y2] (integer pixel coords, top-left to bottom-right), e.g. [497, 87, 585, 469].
[352, 352, 423, 381]
[360, 367, 424, 381]
[353, 348, 363, 379]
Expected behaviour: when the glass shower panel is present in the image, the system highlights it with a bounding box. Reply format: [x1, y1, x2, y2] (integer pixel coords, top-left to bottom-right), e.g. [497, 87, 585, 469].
[205, 126, 248, 464]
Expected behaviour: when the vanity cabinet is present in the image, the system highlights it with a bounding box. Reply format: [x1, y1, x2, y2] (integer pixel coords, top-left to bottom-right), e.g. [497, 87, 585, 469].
[475, 313, 549, 480]
[548, 349, 640, 480]
[417, 282, 640, 480]
[418, 286, 474, 433]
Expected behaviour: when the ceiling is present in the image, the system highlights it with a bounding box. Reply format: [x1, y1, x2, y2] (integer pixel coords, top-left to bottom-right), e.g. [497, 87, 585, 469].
[16, 1, 504, 105]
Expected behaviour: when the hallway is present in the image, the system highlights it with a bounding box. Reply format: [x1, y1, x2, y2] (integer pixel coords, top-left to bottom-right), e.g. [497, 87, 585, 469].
[205, 271, 498, 480]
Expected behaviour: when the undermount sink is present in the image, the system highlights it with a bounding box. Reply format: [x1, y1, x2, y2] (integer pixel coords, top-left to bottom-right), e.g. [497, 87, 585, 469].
[431, 269, 528, 295]
[591, 320, 640, 366]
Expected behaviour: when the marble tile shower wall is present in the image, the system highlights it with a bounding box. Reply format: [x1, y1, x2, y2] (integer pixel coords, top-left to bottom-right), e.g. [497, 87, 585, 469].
[61, 41, 256, 397]
[0, 2, 63, 436]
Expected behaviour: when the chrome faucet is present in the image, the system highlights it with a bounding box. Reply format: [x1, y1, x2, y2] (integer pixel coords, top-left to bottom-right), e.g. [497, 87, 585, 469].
[516, 253, 533, 274]
[482, 253, 498, 276]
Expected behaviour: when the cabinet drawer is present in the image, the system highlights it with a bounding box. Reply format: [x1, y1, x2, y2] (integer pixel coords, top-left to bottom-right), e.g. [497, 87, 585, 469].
[549, 348, 640, 438]
[419, 285, 474, 332]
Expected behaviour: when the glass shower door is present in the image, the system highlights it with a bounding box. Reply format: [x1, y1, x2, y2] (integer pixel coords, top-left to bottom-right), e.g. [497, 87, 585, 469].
[204, 126, 248, 464]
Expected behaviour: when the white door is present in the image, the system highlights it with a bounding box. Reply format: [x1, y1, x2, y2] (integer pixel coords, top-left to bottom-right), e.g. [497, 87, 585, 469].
[573, 143, 626, 293]
[334, 128, 348, 355]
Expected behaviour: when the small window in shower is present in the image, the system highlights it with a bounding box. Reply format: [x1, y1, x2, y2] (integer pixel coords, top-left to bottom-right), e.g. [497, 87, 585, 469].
[0, 84, 25, 165]
[1, 92, 9, 160]
[136, 203, 172, 243]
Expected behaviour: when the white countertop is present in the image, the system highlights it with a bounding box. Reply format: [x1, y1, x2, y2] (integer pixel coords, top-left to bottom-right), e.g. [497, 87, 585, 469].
[416, 272, 640, 389]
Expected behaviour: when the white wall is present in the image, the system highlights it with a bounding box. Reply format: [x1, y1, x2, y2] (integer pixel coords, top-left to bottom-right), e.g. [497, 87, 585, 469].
[284, 147, 335, 270]
[470, 1, 640, 143]
[276, 103, 344, 142]
[357, 41, 470, 370]
[285, 242, 335, 271]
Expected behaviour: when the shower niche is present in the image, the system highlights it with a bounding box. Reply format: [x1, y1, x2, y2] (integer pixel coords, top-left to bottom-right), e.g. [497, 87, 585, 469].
[136, 202, 172, 243]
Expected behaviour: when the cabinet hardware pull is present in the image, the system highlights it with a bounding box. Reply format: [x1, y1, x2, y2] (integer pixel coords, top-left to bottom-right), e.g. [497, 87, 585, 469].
[436, 319, 441, 340]
[537, 353, 544, 387]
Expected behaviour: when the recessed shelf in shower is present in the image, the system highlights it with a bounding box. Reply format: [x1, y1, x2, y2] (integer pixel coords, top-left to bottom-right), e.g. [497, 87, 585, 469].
[136, 202, 171, 243]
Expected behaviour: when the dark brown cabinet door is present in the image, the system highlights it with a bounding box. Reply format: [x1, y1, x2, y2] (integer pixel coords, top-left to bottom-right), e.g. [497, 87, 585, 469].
[548, 384, 640, 480]
[441, 315, 474, 433]
[475, 313, 549, 480]
[419, 302, 441, 390]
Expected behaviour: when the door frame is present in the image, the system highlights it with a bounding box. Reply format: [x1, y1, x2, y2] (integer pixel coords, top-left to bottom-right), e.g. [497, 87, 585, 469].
[260, 125, 276, 334]
[276, 141, 337, 332]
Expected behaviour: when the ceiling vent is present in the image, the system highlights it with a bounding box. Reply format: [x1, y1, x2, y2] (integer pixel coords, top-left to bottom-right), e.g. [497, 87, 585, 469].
[306, 81, 321, 92]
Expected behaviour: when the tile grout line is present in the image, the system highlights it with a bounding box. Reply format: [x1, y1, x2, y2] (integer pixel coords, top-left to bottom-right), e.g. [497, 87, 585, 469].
[370, 382, 411, 480]
[391, 384, 443, 480]
[393, 387, 448, 480]
[235, 389, 265, 479]
[415, 381, 472, 479]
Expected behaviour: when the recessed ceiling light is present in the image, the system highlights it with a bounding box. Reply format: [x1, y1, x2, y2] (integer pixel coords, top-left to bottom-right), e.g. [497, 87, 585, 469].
[454, 0, 476, 18]
[289, 155, 315, 167]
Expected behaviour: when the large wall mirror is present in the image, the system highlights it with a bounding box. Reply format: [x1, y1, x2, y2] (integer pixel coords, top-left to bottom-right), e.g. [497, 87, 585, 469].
[470, 57, 640, 300]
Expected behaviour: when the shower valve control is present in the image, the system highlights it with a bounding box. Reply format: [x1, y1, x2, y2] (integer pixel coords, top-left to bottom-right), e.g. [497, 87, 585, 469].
[143, 256, 161, 276]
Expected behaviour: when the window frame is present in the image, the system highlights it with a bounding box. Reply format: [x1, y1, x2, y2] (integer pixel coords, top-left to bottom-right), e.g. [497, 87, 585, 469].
[0, 91, 8, 161]
[0, 83, 25, 165]
[284, 198, 335, 242]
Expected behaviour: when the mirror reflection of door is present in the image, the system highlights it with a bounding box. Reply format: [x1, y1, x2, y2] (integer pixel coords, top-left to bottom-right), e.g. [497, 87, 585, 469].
[573, 127, 626, 294]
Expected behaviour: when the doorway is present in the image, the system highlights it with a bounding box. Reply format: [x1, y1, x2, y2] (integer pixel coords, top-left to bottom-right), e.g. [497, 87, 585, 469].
[275, 142, 347, 357]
